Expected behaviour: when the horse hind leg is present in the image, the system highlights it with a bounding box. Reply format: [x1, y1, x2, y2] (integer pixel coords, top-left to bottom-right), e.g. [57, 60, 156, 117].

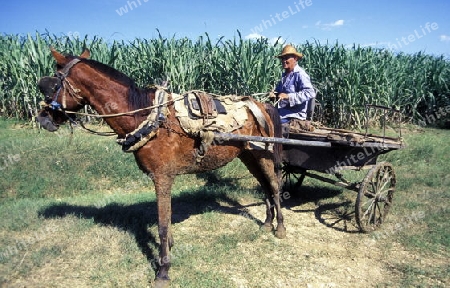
[266, 166, 286, 239]
[239, 151, 286, 239]
[262, 103, 286, 238]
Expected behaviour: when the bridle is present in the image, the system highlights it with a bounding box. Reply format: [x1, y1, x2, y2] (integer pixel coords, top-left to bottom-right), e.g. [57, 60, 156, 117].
[48, 58, 83, 110]
[39, 58, 182, 139]
[41, 58, 117, 136]
[45, 61, 180, 118]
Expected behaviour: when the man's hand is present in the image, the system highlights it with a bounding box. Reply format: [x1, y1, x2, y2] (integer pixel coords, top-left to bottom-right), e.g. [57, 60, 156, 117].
[268, 91, 277, 99]
[278, 93, 289, 100]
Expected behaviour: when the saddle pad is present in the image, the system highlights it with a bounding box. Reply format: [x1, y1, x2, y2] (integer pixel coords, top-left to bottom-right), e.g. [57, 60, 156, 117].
[174, 94, 249, 134]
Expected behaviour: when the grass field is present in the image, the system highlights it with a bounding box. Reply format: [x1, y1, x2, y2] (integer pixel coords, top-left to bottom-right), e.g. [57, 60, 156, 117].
[0, 119, 449, 287]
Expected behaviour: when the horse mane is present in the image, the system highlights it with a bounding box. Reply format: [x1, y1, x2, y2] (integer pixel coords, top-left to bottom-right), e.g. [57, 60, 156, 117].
[68, 56, 152, 111]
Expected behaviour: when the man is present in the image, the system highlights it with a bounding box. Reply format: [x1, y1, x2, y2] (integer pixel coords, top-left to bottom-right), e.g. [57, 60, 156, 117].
[273, 44, 316, 133]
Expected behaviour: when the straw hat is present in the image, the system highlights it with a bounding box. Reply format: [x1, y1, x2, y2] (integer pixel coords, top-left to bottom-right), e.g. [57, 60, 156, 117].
[276, 44, 303, 59]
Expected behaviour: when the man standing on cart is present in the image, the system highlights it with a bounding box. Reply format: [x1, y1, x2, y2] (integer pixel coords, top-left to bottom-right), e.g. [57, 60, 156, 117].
[272, 44, 316, 134]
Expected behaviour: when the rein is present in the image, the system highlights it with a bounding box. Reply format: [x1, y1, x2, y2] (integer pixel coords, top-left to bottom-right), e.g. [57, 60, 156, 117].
[63, 94, 185, 118]
[45, 58, 185, 137]
[47, 59, 265, 151]
[78, 120, 117, 136]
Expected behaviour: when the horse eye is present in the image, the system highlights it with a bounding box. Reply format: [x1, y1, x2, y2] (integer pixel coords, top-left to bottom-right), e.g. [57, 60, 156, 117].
[53, 82, 61, 91]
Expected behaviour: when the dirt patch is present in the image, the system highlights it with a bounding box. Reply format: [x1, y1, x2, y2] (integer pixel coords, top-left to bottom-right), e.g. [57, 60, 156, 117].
[217, 198, 395, 287]
[2, 195, 447, 288]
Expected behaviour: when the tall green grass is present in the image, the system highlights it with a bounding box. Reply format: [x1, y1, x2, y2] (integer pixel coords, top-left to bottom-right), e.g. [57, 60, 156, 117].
[1, 31, 449, 128]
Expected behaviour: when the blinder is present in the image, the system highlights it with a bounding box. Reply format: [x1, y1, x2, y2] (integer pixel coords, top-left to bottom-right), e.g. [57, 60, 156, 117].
[38, 76, 63, 109]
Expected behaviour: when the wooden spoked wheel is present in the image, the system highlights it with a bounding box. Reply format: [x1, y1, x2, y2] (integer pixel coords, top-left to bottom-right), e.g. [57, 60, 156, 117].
[356, 162, 396, 232]
[281, 164, 306, 192]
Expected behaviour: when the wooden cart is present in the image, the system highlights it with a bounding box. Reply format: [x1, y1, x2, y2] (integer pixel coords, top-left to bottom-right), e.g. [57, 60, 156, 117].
[215, 104, 405, 232]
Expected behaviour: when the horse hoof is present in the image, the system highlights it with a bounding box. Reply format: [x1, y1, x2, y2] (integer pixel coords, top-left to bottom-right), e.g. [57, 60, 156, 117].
[261, 223, 274, 232]
[154, 278, 171, 288]
[275, 227, 287, 239]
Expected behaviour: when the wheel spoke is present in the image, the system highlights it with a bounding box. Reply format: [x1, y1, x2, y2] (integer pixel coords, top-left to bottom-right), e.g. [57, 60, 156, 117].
[369, 201, 377, 224]
[364, 190, 377, 198]
[364, 180, 377, 198]
[371, 180, 378, 194]
[282, 166, 306, 193]
[378, 173, 392, 192]
[376, 201, 382, 222]
[363, 199, 375, 224]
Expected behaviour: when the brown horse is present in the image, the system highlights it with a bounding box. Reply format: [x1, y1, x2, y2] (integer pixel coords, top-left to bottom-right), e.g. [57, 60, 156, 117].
[36, 48, 285, 287]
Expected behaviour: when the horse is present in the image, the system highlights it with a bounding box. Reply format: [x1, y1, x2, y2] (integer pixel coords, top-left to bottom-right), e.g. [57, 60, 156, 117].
[36, 48, 285, 287]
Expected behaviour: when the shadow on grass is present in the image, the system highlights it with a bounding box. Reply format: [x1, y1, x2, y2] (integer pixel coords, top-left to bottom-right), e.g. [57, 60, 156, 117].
[38, 171, 265, 277]
[38, 170, 361, 278]
[282, 184, 360, 233]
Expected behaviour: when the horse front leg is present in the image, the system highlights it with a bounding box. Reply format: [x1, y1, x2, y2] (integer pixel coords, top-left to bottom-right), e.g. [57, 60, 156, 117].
[153, 174, 175, 288]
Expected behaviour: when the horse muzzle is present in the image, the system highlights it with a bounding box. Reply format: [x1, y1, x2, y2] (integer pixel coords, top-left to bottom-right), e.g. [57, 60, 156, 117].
[36, 109, 60, 132]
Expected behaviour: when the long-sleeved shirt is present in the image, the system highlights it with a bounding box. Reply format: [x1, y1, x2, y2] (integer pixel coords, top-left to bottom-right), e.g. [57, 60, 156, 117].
[275, 64, 316, 122]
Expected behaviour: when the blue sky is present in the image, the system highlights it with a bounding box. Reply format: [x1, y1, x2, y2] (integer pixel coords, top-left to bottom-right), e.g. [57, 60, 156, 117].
[1, 0, 449, 56]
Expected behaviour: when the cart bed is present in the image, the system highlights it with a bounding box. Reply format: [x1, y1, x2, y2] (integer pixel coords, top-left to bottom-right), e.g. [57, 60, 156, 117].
[282, 127, 404, 173]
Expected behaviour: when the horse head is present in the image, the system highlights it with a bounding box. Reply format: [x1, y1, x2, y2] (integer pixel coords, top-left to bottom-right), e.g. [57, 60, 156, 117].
[36, 48, 90, 131]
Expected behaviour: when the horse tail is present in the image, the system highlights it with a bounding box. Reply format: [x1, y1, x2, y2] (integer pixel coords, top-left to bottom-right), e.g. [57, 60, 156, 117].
[264, 103, 283, 172]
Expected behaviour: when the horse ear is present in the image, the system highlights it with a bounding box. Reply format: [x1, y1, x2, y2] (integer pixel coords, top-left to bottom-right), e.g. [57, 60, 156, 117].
[50, 47, 68, 65]
[80, 48, 90, 59]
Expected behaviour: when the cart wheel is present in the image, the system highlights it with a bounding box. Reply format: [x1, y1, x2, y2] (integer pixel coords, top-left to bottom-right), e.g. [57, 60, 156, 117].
[355, 162, 396, 232]
[282, 165, 306, 192]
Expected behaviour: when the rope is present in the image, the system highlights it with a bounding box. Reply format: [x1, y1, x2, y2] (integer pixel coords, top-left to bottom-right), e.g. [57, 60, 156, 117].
[78, 121, 117, 136]
[62, 89, 225, 118]
[63, 93, 185, 118]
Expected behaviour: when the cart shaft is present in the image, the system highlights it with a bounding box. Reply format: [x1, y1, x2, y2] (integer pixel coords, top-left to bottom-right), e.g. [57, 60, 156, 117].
[213, 132, 332, 147]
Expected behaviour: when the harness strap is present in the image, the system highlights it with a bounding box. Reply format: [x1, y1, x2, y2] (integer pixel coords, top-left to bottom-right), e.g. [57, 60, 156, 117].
[244, 99, 270, 137]
[59, 58, 81, 78]
[52, 58, 82, 109]
[196, 131, 215, 162]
